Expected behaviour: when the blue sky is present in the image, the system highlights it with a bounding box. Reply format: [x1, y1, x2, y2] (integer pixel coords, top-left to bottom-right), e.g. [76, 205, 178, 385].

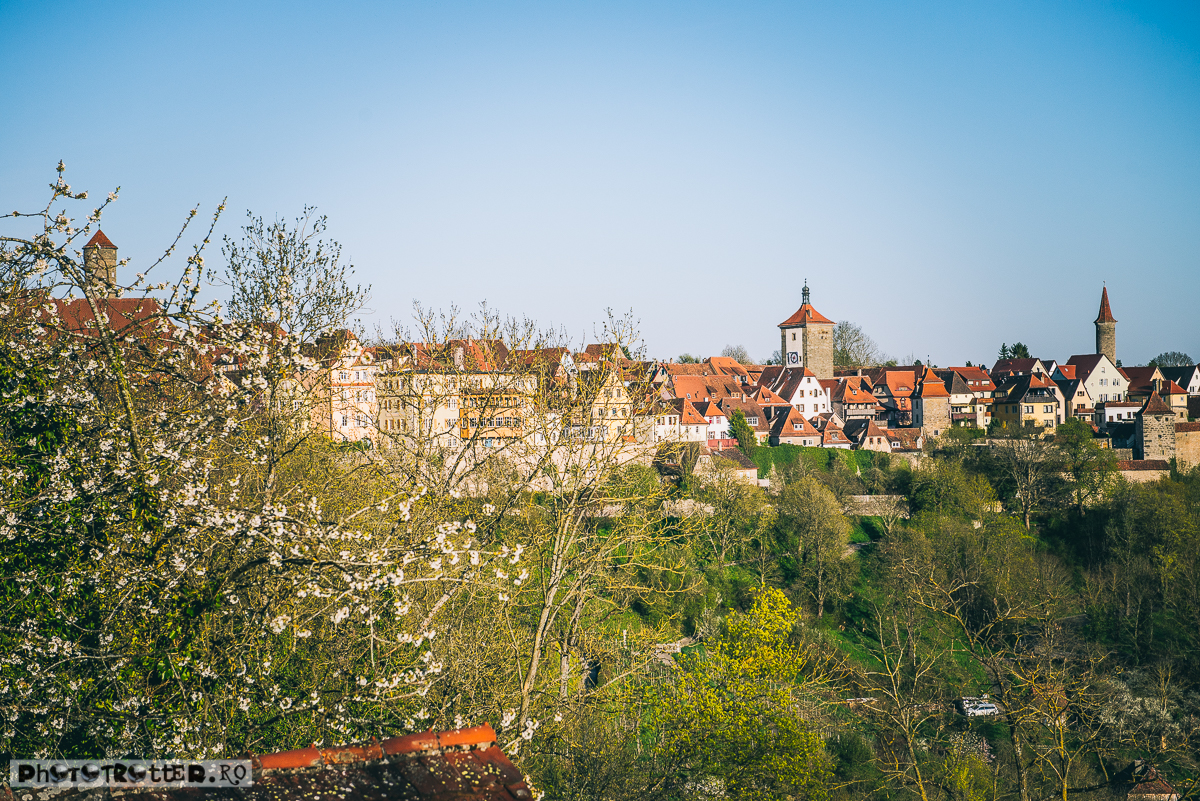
[3, 1, 1198, 365]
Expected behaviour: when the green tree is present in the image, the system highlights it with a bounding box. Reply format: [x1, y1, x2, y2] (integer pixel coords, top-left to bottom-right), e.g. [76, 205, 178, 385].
[646, 588, 834, 800]
[677, 353, 700, 363]
[695, 461, 770, 570]
[1149, 350, 1193, 367]
[989, 430, 1062, 529]
[1054, 418, 1117, 515]
[729, 409, 757, 454]
[778, 477, 850, 618]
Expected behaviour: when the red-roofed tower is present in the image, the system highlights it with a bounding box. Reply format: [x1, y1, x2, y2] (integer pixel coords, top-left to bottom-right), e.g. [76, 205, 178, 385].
[83, 229, 118, 289]
[1094, 286, 1116, 365]
[778, 281, 835, 379]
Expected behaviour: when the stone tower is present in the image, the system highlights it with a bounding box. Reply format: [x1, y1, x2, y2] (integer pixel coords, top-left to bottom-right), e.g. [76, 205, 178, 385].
[1094, 286, 1116, 365]
[83, 229, 118, 289]
[1135, 391, 1176, 462]
[778, 282, 835, 379]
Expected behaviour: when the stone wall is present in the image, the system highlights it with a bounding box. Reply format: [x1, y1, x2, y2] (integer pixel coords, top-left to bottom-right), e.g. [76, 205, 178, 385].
[1177, 423, 1200, 472]
[920, 397, 951, 438]
[1136, 412, 1176, 461]
[803, 323, 835, 380]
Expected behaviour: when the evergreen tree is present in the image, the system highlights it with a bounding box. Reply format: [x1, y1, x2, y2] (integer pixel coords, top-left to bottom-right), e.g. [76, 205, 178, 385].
[729, 409, 757, 454]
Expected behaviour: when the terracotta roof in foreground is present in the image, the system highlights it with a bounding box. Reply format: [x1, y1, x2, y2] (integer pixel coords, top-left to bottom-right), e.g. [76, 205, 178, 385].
[6, 726, 532, 801]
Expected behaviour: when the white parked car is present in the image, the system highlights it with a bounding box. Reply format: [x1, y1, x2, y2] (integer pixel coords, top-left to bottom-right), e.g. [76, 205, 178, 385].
[958, 696, 1000, 717]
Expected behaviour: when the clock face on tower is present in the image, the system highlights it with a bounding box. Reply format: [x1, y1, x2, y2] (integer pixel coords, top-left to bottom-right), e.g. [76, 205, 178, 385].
[787, 352, 799, 365]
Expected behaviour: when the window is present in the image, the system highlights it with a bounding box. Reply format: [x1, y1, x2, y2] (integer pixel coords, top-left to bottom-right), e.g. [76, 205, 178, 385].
[1024, 405, 1033, 414]
[339, 371, 348, 381]
[1044, 405, 1053, 413]
[340, 416, 348, 427]
[791, 333, 796, 341]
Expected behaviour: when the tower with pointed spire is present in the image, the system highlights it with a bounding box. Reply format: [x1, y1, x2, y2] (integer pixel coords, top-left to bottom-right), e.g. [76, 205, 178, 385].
[83, 229, 118, 289]
[1094, 286, 1117, 365]
[778, 281, 835, 379]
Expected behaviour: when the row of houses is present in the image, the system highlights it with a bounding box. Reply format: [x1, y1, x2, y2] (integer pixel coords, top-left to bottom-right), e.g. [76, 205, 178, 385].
[68, 232, 1200, 472]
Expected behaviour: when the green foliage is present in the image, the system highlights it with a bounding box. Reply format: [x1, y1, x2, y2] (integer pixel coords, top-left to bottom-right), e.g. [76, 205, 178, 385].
[1149, 351, 1193, 368]
[998, 341, 1031, 360]
[677, 353, 701, 363]
[644, 589, 834, 800]
[728, 409, 757, 454]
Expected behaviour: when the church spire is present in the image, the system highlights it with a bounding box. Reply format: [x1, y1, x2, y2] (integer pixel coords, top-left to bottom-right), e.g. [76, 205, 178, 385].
[801, 279, 810, 307]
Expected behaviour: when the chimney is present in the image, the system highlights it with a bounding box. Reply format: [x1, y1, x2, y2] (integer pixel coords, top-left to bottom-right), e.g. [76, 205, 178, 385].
[83, 230, 118, 289]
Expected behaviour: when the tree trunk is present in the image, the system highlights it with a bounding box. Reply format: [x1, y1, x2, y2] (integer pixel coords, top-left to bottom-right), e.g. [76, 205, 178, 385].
[1008, 721, 1030, 801]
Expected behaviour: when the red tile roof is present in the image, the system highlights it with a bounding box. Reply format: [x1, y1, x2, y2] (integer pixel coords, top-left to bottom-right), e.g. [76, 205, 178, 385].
[884, 371, 917, 396]
[752, 386, 790, 406]
[50, 297, 164, 339]
[1094, 286, 1117, 324]
[916, 366, 950, 398]
[886, 428, 924, 450]
[1140, 392, 1172, 416]
[674, 398, 709, 426]
[694, 400, 727, 418]
[705, 356, 752, 377]
[1176, 422, 1200, 433]
[778, 303, 834, 327]
[991, 358, 1044, 377]
[774, 407, 820, 438]
[24, 726, 531, 801]
[831, 376, 876, 403]
[1117, 459, 1170, 471]
[822, 422, 848, 445]
[84, 229, 117, 249]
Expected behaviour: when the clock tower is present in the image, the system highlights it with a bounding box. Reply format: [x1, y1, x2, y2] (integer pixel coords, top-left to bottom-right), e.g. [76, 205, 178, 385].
[778, 282, 835, 379]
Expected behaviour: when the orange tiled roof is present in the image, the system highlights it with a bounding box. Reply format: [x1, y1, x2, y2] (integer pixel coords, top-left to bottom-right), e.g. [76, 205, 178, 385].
[752, 386, 790, 406]
[831, 376, 876, 403]
[778, 303, 834, 327]
[705, 356, 751, 377]
[775, 407, 820, 437]
[30, 726, 532, 801]
[674, 398, 709, 425]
